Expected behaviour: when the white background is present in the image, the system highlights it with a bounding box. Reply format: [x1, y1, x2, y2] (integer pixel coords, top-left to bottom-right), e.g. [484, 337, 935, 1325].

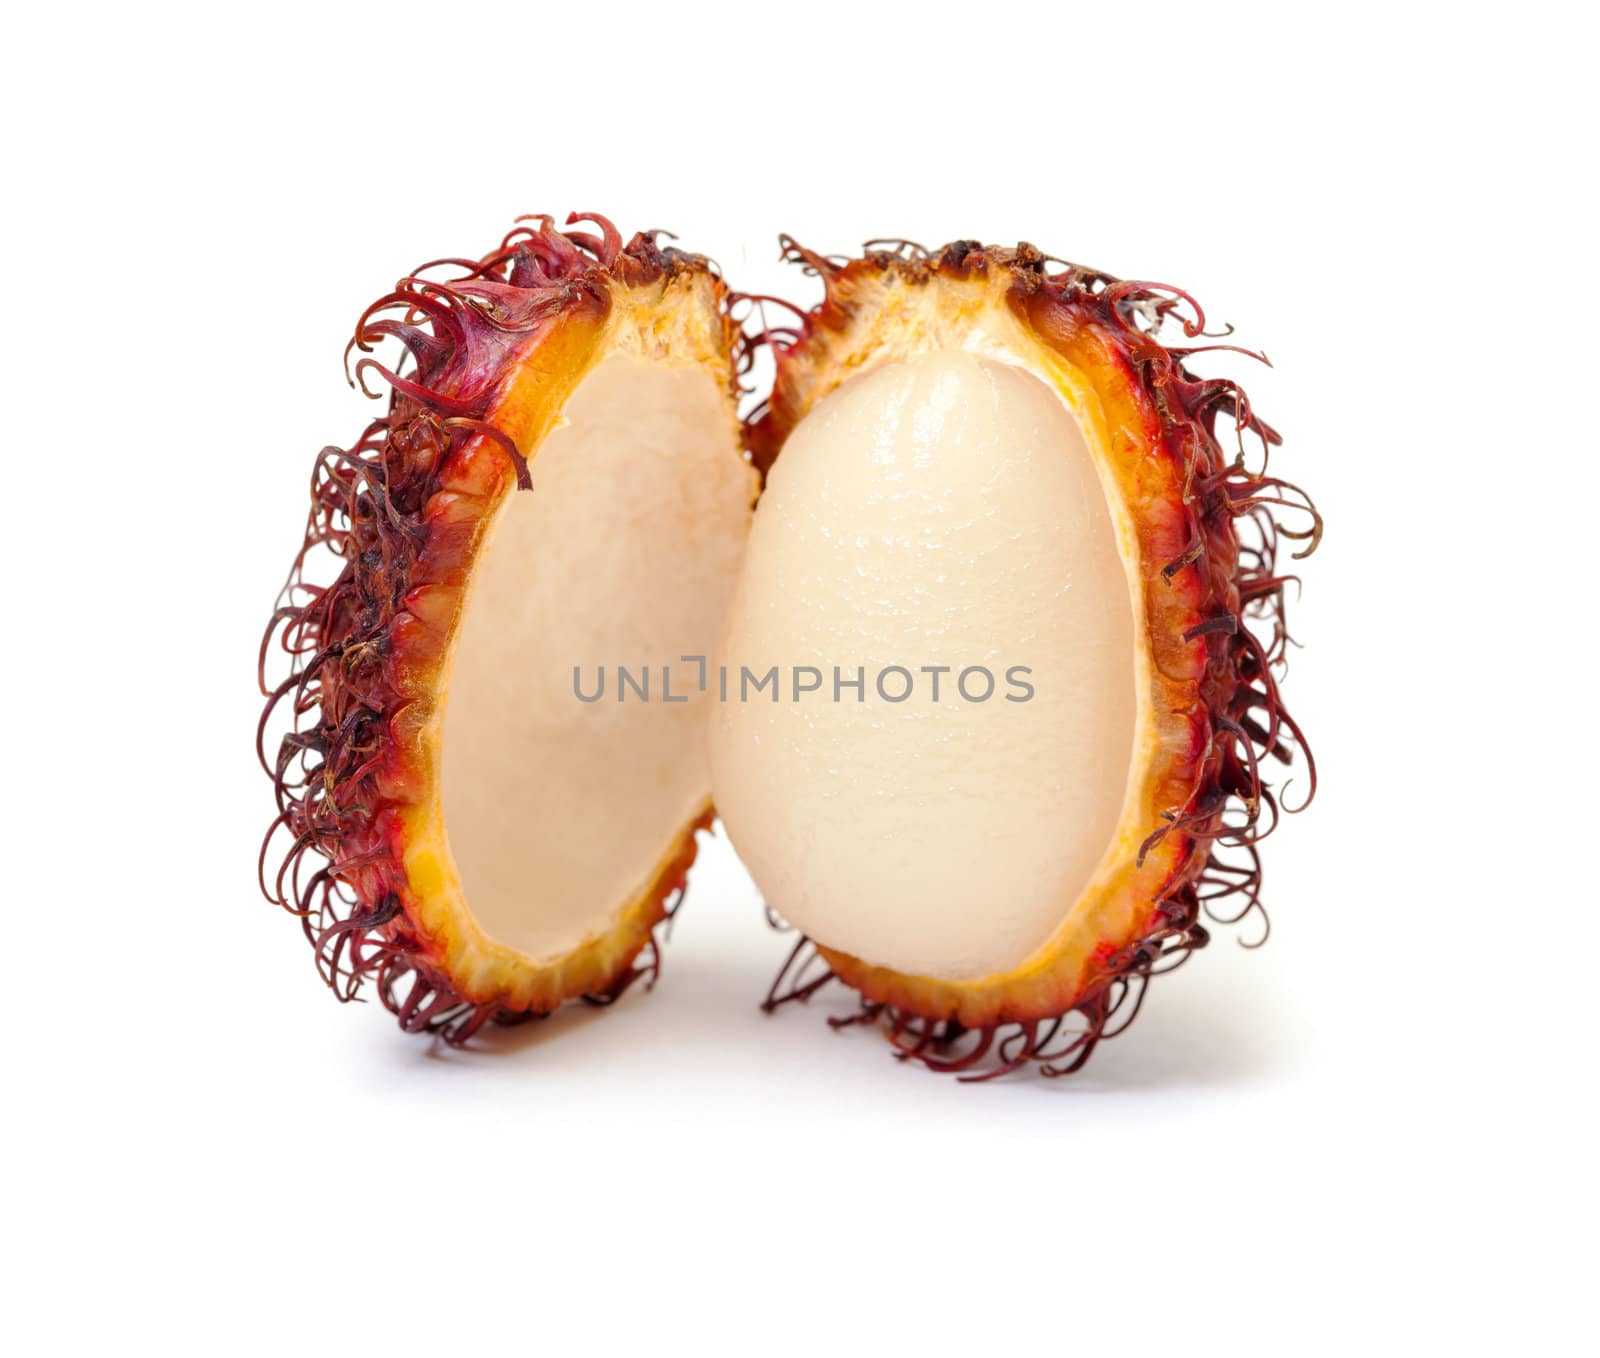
[5, 2, 1593, 1353]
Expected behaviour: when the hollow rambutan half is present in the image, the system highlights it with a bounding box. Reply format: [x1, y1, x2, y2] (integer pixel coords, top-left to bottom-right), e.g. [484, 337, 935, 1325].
[710, 237, 1319, 1079]
[259, 214, 758, 1040]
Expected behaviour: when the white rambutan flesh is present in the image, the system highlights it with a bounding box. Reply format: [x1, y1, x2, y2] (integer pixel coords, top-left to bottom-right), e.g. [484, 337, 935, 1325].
[710, 350, 1137, 980]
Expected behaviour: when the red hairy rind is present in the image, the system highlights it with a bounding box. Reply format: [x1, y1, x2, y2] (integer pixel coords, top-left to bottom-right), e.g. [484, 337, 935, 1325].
[257, 214, 718, 1042]
[750, 236, 1320, 1080]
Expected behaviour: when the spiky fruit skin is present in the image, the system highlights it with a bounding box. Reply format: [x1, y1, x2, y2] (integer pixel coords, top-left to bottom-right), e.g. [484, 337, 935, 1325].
[753, 239, 1318, 1076]
[259, 215, 739, 1041]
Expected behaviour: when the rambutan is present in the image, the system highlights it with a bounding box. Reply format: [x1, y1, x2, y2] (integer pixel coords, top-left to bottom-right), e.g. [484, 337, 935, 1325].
[259, 216, 1317, 1077]
[259, 214, 757, 1040]
[715, 237, 1318, 1078]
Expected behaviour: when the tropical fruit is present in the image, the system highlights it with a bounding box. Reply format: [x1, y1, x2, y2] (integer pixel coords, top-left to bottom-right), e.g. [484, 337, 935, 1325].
[259, 217, 1316, 1075]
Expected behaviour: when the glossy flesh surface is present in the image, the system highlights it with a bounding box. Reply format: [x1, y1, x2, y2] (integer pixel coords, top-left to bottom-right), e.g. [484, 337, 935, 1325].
[711, 351, 1136, 980]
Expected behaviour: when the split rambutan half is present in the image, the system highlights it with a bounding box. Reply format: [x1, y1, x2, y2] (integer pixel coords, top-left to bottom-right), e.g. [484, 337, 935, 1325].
[258, 214, 758, 1040]
[711, 237, 1319, 1078]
